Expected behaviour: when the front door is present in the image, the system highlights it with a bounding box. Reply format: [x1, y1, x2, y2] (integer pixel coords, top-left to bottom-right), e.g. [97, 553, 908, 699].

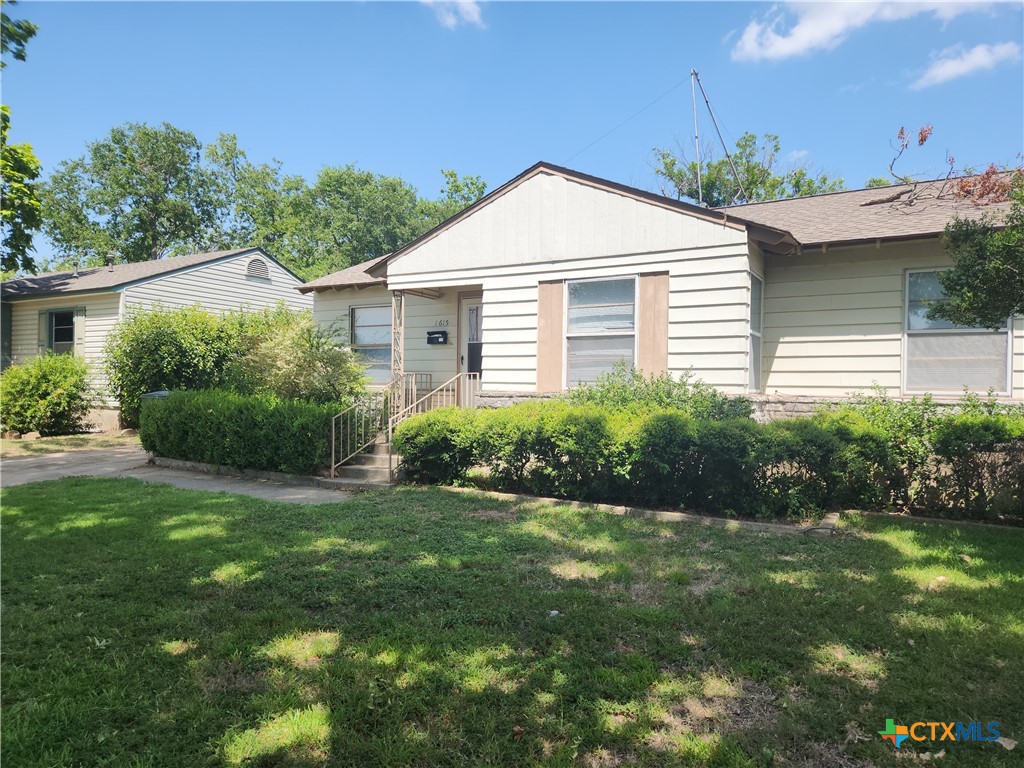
[460, 298, 483, 377]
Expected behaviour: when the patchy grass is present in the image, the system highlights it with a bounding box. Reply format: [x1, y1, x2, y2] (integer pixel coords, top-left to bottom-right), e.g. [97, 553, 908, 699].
[2, 479, 1022, 767]
[1, 432, 140, 457]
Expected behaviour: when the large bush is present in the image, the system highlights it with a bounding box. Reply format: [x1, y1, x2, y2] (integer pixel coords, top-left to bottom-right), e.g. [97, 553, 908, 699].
[107, 304, 366, 426]
[391, 407, 479, 484]
[139, 389, 341, 475]
[0, 354, 93, 435]
[393, 397, 1024, 521]
[566, 362, 752, 420]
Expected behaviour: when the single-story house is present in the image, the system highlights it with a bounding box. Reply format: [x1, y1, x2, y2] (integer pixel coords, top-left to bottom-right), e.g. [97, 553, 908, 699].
[299, 162, 1022, 411]
[1, 248, 312, 427]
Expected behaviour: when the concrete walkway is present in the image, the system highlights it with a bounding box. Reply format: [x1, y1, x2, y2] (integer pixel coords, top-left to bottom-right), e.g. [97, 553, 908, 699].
[1, 446, 352, 504]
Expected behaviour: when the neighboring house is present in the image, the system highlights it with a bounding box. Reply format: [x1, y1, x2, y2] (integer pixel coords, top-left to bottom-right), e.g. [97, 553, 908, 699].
[1, 248, 313, 427]
[299, 162, 1022, 409]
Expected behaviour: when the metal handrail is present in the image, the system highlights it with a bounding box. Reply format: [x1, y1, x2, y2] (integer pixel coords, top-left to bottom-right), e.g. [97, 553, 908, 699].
[330, 372, 432, 477]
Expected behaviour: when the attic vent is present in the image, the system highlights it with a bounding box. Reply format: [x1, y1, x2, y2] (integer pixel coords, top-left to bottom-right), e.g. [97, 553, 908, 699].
[246, 257, 270, 281]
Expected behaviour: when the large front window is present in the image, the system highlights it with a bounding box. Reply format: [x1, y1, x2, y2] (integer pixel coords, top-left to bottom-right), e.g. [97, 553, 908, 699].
[566, 277, 636, 385]
[905, 270, 1009, 393]
[351, 305, 392, 384]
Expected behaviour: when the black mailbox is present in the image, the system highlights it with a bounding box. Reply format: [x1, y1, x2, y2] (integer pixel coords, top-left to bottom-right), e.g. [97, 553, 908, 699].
[427, 330, 448, 345]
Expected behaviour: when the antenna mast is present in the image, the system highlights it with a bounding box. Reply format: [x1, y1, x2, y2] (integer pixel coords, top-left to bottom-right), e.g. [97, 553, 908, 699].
[690, 69, 702, 205]
[691, 70, 748, 204]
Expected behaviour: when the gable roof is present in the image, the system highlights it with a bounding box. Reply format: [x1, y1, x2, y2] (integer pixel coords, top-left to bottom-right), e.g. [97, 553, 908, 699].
[719, 177, 1014, 248]
[297, 255, 388, 294]
[364, 161, 793, 279]
[2, 248, 284, 300]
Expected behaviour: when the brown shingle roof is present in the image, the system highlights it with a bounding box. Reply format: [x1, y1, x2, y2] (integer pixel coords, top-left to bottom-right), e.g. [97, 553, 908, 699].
[297, 255, 389, 294]
[1, 248, 265, 299]
[718, 177, 1013, 247]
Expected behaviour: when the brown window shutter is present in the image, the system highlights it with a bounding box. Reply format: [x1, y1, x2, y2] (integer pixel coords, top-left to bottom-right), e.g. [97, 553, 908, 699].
[536, 280, 564, 392]
[637, 272, 669, 376]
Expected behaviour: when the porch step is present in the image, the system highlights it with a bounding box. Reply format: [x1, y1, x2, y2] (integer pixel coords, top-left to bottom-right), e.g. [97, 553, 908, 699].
[347, 452, 390, 468]
[332, 463, 392, 485]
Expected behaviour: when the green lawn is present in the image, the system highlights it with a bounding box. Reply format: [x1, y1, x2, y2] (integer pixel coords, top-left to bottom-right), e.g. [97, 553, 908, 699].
[2, 479, 1021, 767]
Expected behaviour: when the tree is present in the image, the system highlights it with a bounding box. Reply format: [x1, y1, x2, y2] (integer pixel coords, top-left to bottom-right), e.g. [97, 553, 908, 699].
[654, 132, 844, 207]
[419, 169, 487, 228]
[41, 122, 223, 266]
[929, 172, 1024, 330]
[1, 0, 37, 68]
[1, 105, 42, 273]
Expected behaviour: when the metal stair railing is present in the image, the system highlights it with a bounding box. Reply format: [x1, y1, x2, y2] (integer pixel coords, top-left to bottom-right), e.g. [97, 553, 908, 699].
[386, 372, 480, 481]
[330, 372, 432, 478]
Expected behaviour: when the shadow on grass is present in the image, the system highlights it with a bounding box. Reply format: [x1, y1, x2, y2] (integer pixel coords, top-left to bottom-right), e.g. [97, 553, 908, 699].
[1, 479, 1022, 767]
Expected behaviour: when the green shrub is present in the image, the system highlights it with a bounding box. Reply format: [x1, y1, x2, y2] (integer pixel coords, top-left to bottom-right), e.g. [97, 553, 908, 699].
[527, 403, 614, 500]
[688, 419, 762, 515]
[931, 414, 1024, 519]
[225, 311, 366, 405]
[139, 389, 340, 474]
[812, 410, 894, 510]
[476, 404, 544, 491]
[392, 407, 479, 484]
[566, 362, 752, 420]
[627, 411, 696, 508]
[107, 304, 366, 427]
[0, 354, 93, 435]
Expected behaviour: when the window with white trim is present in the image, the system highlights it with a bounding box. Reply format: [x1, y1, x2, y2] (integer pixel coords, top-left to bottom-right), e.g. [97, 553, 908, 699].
[351, 305, 392, 384]
[749, 274, 763, 391]
[905, 270, 1009, 393]
[566, 277, 636, 385]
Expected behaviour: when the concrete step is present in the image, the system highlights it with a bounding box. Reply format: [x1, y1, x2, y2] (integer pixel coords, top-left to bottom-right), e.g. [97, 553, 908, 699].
[333, 463, 392, 484]
[348, 452, 390, 468]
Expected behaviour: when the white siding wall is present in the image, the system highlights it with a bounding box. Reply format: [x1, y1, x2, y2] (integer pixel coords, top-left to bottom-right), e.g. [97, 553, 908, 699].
[763, 240, 1024, 399]
[386, 172, 754, 393]
[313, 285, 391, 341]
[8, 292, 122, 404]
[123, 254, 312, 312]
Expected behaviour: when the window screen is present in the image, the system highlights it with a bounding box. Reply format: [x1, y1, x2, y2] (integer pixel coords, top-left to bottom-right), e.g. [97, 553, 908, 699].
[566, 277, 635, 385]
[49, 310, 75, 355]
[905, 271, 1009, 393]
[351, 306, 392, 384]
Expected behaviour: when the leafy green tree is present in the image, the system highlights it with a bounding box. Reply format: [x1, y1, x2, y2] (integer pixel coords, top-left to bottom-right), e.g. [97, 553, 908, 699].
[1, 105, 42, 273]
[929, 173, 1024, 330]
[1, 0, 37, 68]
[419, 169, 487, 228]
[41, 122, 223, 266]
[654, 132, 844, 207]
[865, 177, 892, 188]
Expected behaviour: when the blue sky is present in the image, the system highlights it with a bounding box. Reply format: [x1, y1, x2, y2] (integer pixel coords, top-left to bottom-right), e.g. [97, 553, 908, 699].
[4, 1, 1023, 262]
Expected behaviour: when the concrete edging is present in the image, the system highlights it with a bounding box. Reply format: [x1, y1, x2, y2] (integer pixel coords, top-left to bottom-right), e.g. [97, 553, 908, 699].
[148, 455, 385, 492]
[446, 486, 837, 537]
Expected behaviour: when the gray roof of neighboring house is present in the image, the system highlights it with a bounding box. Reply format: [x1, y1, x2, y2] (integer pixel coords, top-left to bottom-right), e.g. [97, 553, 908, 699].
[718, 177, 1014, 247]
[1, 248, 272, 300]
[297, 255, 389, 294]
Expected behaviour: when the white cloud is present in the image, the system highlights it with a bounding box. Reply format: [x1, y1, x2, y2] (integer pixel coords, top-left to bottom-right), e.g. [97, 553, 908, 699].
[731, 2, 992, 62]
[786, 149, 811, 163]
[422, 1, 484, 30]
[911, 41, 1021, 88]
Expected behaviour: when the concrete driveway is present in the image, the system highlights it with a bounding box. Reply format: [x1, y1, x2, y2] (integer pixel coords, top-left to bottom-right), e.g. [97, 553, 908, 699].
[1, 446, 352, 504]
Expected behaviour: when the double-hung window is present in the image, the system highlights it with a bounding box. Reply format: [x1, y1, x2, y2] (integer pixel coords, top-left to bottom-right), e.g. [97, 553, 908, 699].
[351, 305, 393, 384]
[749, 274, 763, 391]
[48, 309, 76, 355]
[565, 277, 636, 385]
[905, 270, 1009, 394]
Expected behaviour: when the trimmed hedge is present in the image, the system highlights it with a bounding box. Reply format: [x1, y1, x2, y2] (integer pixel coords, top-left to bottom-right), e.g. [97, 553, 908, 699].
[392, 401, 1024, 520]
[140, 389, 341, 475]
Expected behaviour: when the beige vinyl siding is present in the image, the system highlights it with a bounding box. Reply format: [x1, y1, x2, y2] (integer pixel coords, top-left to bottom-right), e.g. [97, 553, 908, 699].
[313, 286, 391, 341]
[385, 171, 754, 394]
[122, 254, 311, 312]
[8, 292, 122, 404]
[763, 239, 1023, 399]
